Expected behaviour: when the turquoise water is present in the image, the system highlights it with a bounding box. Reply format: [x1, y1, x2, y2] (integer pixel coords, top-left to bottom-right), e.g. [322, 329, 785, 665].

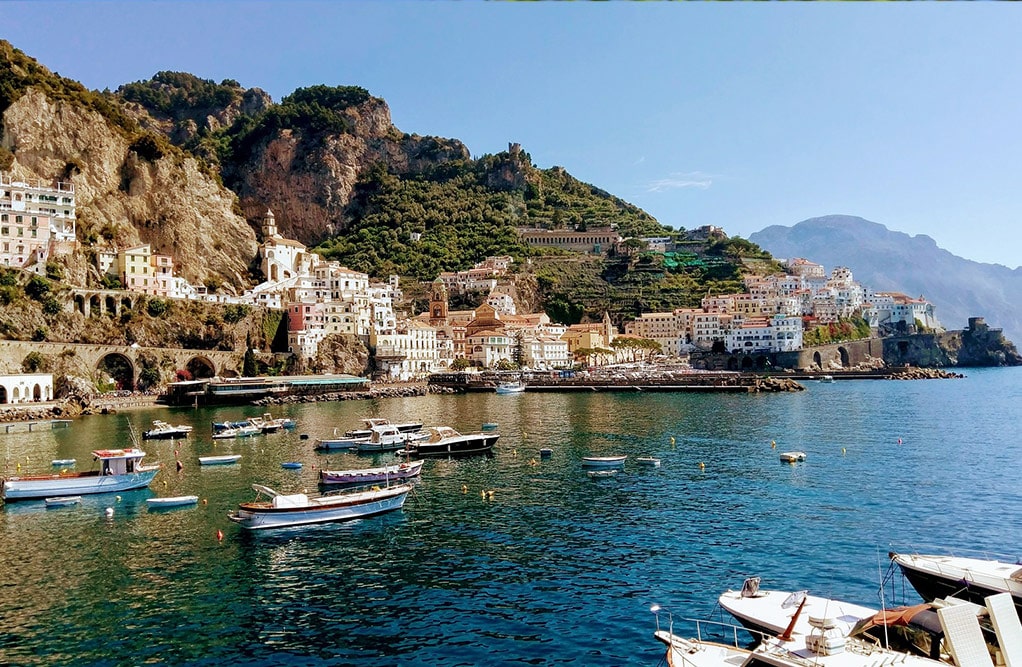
[1, 369, 1020, 665]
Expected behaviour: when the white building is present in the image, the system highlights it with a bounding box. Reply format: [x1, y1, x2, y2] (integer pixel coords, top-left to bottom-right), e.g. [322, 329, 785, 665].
[725, 315, 803, 354]
[0, 175, 76, 271]
[0, 373, 54, 403]
[371, 320, 442, 381]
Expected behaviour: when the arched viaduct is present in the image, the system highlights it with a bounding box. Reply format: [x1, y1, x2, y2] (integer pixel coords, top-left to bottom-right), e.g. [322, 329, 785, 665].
[0, 340, 242, 390]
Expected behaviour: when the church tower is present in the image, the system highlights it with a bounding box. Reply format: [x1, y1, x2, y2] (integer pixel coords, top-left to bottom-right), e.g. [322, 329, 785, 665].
[429, 278, 449, 326]
[261, 209, 279, 239]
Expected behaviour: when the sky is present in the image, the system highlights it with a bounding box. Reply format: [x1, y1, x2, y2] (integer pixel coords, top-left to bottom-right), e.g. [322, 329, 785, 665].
[4, 2, 1022, 268]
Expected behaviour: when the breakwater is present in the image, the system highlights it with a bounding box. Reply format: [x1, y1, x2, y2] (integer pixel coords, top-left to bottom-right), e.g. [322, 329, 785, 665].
[428, 370, 805, 393]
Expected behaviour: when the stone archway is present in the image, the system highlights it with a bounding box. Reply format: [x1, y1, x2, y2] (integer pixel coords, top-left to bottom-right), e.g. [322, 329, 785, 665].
[75, 293, 86, 315]
[90, 294, 101, 316]
[741, 356, 753, 370]
[185, 356, 216, 380]
[813, 351, 823, 368]
[32, 384, 41, 401]
[98, 352, 136, 391]
[0, 386, 7, 404]
[838, 346, 850, 368]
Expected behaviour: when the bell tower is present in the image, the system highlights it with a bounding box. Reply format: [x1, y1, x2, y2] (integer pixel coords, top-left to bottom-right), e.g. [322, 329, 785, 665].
[261, 209, 278, 239]
[429, 278, 449, 326]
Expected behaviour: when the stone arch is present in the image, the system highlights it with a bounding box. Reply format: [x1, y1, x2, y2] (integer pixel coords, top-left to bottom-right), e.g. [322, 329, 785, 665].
[813, 351, 823, 368]
[122, 297, 133, 311]
[185, 356, 216, 380]
[12, 387, 19, 401]
[74, 293, 86, 315]
[97, 352, 136, 391]
[740, 356, 753, 370]
[755, 356, 768, 370]
[838, 346, 850, 368]
[727, 357, 739, 371]
[90, 294, 102, 315]
[105, 295, 117, 315]
[33, 384, 41, 401]
[0, 386, 7, 404]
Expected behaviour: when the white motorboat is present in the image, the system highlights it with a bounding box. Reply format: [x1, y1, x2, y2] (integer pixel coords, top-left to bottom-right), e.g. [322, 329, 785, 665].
[142, 420, 193, 440]
[495, 381, 525, 394]
[890, 551, 1022, 616]
[353, 424, 428, 454]
[401, 426, 498, 458]
[227, 482, 412, 530]
[636, 457, 661, 467]
[2, 449, 161, 501]
[717, 577, 876, 640]
[779, 451, 807, 463]
[344, 418, 423, 439]
[581, 455, 627, 468]
[198, 454, 242, 465]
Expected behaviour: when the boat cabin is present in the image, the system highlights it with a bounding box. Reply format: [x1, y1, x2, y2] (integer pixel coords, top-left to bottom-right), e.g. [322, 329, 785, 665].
[93, 449, 146, 475]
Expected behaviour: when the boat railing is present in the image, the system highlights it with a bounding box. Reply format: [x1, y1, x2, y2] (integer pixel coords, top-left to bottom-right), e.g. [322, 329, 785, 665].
[890, 545, 1022, 566]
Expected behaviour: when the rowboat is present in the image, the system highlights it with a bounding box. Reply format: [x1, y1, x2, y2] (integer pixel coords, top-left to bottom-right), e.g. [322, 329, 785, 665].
[320, 460, 424, 485]
[281, 462, 303, 469]
[588, 469, 619, 478]
[44, 495, 82, 507]
[227, 482, 412, 530]
[198, 454, 242, 466]
[146, 495, 199, 509]
[581, 455, 627, 468]
[2, 449, 161, 501]
[636, 457, 661, 467]
[51, 458, 76, 467]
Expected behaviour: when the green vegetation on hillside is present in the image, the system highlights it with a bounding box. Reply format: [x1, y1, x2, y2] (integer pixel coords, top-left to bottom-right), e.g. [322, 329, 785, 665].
[119, 71, 243, 116]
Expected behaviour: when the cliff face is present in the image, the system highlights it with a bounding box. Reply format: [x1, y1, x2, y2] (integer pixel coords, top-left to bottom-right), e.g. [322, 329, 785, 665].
[226, 97, 470, 246]
[2, 88, 258, 290]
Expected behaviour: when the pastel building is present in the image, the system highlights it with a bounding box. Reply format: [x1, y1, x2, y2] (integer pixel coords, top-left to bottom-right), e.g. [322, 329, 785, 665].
[0, 174, 77, 270]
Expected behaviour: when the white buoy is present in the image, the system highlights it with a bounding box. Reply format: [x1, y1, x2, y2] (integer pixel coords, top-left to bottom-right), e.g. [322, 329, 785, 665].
[105, 507, 114, 517]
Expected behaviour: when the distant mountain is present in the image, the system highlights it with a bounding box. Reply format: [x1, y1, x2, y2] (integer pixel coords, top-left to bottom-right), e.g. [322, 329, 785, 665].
[749, 215, 1022, 345]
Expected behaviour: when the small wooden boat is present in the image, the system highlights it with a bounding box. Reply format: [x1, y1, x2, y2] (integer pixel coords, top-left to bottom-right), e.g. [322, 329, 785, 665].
[198, 454, 242, 466]
[320, 459, 424, 485]
[779, 451, 807, 463]
[51, 458, 76, 467]
[227, 482, 412, 530]
[44, 495, 82, 507]
[581, 455, 627, 468]
[588, 469, 619, 478]
[146, 495, 199, 509]
[2, 449, 161, 501]
[636, 457, 661, 467]
[281, 462, 303, 469]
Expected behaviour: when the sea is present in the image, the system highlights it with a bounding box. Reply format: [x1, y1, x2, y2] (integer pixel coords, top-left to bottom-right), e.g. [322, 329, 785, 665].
[0, 368, 1019, 666]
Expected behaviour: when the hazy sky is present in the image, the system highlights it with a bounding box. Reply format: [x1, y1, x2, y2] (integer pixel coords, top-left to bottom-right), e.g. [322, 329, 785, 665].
[4, 2, 1021, 268]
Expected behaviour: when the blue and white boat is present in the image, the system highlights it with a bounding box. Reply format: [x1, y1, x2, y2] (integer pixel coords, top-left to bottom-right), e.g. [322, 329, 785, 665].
[227, 482, 412, 530]
[495, 381, 525, 394]
[2, 449, 161, 501]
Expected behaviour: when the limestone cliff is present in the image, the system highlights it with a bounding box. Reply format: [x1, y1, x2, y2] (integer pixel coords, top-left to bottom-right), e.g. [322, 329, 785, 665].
[224, 97, 470, 246]
[0, 42, 259, 292]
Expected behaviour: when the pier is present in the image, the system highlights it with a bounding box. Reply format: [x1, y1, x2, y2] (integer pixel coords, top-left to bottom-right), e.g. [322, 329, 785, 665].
[0, 419, 72, 433]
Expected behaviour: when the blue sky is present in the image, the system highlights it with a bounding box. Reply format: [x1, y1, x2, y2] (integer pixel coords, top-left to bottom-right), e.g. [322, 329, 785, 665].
[4, 2, 1021, 268]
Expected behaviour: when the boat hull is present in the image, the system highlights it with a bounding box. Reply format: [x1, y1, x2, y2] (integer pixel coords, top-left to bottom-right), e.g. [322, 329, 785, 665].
[147, 496, 198, 508]
[892, 553, 1022, 616]
[228, 486, 410, 530]
[409, 434, 499, 458]
[581, 456, 627, 468]
[2, 468, 160, 501]
[198, 455, 242, 465]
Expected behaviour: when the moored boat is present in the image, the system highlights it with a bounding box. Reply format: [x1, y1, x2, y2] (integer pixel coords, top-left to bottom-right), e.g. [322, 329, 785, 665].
[227, 482, 412, 530]
[320, 459, 424, 485]
[142, 420, 193, 440]
[44, 495, 82, 507]
[401, 426, 498, 458]
[779, 451, 807, 463]
[146, 495, 199, 509]
[314, 434, 365, 451]
[344, 417, 423, 439]
[581, 455, 627, 468]
[636, 456, 661, 467]
[198, 454, 242, 466]
[2, 449, 161, 501]
[890, 551, 1022, 616]
[354, 424, 428, 454]
[51, 458, 76, 467]
[495, 381, 526, 394]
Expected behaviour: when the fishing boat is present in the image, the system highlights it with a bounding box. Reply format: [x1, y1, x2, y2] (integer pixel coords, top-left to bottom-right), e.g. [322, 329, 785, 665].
[2, 449, 161, 501]
[314, 433, 365, 451]
[581, 455, 627, 468]
[227, 482, 412, 530]
[400, 426, 499, 458]
[344, 417, 423, 439]
[146, 495, 199, 509]
[320, 459, 425, 485]
[44, 495, 82, 507]
[142, 420, 193, 440]
[198, 454, 242, 466]
[211, 420, 250, 434]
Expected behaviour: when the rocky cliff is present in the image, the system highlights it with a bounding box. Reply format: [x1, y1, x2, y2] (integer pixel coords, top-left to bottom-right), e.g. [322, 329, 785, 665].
[1, 77, 258, 291]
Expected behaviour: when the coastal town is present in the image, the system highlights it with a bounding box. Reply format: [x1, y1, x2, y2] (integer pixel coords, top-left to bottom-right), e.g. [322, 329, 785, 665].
[1, 174, 947, 388]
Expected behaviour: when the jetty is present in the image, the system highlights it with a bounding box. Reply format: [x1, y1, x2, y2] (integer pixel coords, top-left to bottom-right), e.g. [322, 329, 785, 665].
[428, 370, 804, 393]
[0, 419, 72, 434]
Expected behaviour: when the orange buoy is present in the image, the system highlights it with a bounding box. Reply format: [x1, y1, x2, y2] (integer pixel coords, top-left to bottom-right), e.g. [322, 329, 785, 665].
[216, 529, 223, 541]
